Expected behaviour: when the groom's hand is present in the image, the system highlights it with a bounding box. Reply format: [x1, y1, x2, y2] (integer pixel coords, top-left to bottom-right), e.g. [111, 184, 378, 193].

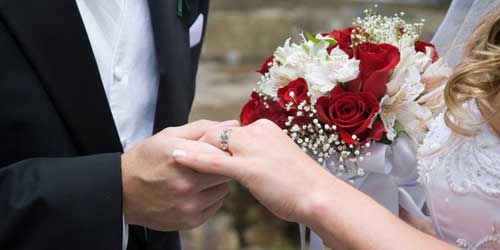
[121, 120, 238, 231]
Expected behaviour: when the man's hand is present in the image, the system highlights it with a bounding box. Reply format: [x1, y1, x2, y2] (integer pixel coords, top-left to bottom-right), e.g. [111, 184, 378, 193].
[121, 120, 239, 231]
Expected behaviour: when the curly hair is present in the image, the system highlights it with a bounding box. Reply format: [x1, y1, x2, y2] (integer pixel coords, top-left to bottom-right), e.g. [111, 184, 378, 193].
[444, 7, 500, 136]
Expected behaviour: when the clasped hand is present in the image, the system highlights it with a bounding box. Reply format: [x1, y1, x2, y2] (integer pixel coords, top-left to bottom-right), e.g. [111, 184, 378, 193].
[122, 118, 334, 232]
[173, 119, 335, 226]
[121, 120, 239, 231]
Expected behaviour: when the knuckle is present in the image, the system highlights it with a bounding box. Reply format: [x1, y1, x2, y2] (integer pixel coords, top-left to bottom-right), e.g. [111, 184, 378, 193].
[172, 180, 195, 195]
[256, 118, 271, 126]
[229, 128, 242, 140]
[203, 128, 220, 144]
[179, 203, 198, 216]
[260, 119, 277, 129]
[211, 157, 225, 168]
[194, 119, 212, 128]
[254, 119, 280, 133]
[161, 127, 176, 136]
[248, 123, 265, 135]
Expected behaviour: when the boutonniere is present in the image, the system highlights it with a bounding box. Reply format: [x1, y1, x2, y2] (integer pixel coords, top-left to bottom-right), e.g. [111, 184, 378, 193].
[177, 0, 183, 17]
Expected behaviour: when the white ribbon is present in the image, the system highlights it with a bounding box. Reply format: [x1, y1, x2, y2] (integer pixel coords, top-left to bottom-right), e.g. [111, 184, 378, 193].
[300, 134, 427, 250]
[353, 134, 427, 219]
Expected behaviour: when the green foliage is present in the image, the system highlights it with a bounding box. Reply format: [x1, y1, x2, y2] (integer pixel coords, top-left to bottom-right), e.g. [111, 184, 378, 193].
[394, 120, 406, 135]
[305, 32, 338, 46]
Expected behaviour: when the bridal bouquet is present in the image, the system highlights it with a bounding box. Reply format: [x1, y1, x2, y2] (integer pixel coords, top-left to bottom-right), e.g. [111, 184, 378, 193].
[240, 8, 452, 180]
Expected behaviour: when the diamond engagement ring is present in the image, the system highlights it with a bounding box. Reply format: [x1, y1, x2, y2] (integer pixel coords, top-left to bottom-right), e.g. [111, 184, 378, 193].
[220, 128, 232, 151]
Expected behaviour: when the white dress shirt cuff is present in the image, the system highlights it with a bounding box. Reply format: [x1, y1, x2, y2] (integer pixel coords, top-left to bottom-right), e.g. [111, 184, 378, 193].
[123, 214, 129, 250]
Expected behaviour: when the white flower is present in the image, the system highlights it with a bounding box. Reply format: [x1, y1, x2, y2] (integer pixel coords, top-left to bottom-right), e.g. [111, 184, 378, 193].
[395, 46, 432, 76]
[417, 84, 446, 115]
[304, 62, 334, 93]
[304, 47, 360, 103]
[259, 38, 312, 97]
[274, 38, 312, 69]
[418, 58, 453, 115]
[397, 34, 415, 50]
[260, 64, 300, 97]
[303, 39, 330, 60]
[393, 101, 432, 144]
[329, 47, 360, 82]
[381, 65, 432, 143]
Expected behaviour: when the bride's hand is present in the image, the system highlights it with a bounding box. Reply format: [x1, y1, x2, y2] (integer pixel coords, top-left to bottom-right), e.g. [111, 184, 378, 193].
[174, 119, 456, 250]
[173, 119, 334, 224]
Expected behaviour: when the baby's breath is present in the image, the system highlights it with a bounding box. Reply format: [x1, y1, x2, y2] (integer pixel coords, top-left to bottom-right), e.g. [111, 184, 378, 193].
[352, 6, 424, 46]
[278, 96, 371, 180]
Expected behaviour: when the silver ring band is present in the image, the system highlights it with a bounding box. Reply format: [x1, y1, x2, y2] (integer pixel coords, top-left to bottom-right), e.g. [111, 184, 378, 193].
[220, 128, 232, 151]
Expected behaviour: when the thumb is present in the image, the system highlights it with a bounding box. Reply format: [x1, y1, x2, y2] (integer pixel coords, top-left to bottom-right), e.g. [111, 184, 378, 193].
[172, 149, 241, 180]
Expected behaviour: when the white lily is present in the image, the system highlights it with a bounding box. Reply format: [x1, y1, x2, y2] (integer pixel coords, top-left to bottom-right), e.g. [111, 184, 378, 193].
[380, 65, 432, 143]
[394, 46, 432, 80]
[418, 58, 453, 115]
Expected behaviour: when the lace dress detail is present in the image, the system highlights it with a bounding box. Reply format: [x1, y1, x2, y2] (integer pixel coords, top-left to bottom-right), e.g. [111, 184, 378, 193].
[418, 103, 500, 250]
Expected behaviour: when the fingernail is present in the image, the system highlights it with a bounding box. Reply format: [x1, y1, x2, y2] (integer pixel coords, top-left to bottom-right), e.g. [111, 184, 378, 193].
[172, 149, 187, 158]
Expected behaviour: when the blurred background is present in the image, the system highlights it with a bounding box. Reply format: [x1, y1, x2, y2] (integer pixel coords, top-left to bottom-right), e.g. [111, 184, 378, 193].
[184, 0, 451, 249]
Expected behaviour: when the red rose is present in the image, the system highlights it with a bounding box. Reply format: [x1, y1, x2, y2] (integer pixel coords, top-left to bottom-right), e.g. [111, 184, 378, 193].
[277, 78, 310, 110]
[256, 56, 275, 75]
[325, 27, 354, 57]
[349, 43, 400, 100]
[240, 92, 288, 128]
[315, 86, 386, 145]
[415, 40, 439, 62]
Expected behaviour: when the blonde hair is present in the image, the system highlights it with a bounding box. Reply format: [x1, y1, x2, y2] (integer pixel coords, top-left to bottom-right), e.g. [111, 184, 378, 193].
[444, 7, 500, 136]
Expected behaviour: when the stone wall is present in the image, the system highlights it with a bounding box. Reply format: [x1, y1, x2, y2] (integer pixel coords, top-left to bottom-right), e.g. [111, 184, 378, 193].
[201, 0, 450, 62]
[184, 1, 450, 250]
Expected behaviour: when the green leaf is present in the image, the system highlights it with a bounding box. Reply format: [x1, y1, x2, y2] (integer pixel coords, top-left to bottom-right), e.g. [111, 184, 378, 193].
[305, 32, 338, 47]
[302, 44, 310, 54]
[378, 135, 392, 145]
[305, 32, 321, 43]
[325, 38, 338, 46]
[394, 120, 406, 135]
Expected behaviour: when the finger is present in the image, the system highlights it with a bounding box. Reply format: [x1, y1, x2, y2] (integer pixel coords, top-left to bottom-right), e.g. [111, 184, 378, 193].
[172, 150, 241, 181]
[173, 139, 233, 189]
[200, 198, 225, 223]
[195, 173, 231, 191]
[175, 138, 228, 156]
[199, 182, 230, 211]
[165, 120, 240, 140]
[199, 120, 240, 143]
[199, 126, 243, 154]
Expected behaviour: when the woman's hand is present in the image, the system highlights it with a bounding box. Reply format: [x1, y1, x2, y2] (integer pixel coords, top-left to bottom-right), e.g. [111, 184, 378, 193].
[173, 119, 456, 250]
[173, 119, 334, 224]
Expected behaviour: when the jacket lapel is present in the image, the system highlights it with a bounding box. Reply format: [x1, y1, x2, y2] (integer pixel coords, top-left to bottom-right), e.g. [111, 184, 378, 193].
[148, 0, 194, 133]
[0, 0, 122, 154]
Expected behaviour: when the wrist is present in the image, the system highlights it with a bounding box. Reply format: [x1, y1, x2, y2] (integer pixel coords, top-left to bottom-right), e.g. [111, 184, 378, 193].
[121, 153, 138, 226]
[297, 166, 340, 228]
[303, 193, 336, 231]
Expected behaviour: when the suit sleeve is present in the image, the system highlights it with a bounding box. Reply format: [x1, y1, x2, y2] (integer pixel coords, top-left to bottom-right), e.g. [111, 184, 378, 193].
[0, 14, 125, 249]
[0, 154, 124, 250]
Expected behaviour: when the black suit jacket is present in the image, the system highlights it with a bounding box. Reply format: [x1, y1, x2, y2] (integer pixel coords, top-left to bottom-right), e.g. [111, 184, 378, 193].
[0, 0, 208, 249]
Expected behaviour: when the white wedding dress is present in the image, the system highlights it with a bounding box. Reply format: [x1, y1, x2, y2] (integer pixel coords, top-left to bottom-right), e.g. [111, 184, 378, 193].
[416, 1, 500, 249]
[418, 103, 500, 250]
